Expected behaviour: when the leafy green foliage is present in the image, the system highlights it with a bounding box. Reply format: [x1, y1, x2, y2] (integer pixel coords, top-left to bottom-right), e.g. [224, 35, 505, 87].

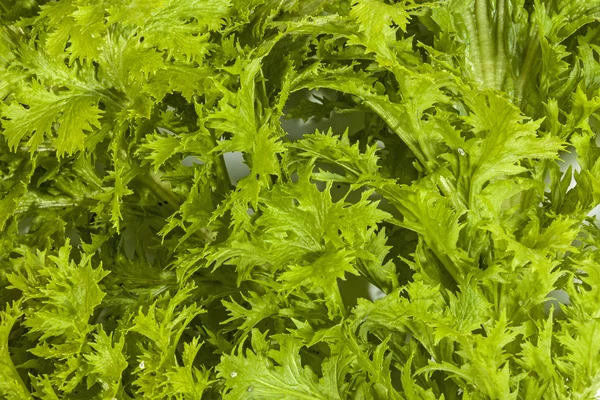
[1, 0, 600, 399]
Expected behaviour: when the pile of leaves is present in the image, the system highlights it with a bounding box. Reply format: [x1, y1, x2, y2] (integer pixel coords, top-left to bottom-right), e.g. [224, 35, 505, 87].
[1, 0, 600, 398]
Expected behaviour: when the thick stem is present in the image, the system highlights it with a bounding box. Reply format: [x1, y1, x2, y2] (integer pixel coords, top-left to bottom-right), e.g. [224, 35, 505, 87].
[495, 0, 508, 90]
[209, 133, 233, 194]
[516, 33, 540, 104]
[475, 0, 496, 88]
[135, 171, 181, 209]
[462, 12, 484, 83]
[135, 171, 217, 243]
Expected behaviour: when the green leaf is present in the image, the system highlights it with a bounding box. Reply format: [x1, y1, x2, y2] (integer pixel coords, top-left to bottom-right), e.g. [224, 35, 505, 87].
[218, 329, 332, 399]
[463, 91, 565, 196]
[349, 0, 413, 65]
[129, 284, 207, 398]
[84, 328, 128, 399]
[0, 302, 31, 400]
[164, 337, 213, 399]
[1, 82, 103, 156]
[8, 242, 108, 342]
[1, 0, 600, 398]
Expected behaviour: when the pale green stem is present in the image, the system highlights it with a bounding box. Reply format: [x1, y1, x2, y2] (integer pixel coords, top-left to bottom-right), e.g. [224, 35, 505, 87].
[476, 0, 496, 88]
[495, 0, 507, 90]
